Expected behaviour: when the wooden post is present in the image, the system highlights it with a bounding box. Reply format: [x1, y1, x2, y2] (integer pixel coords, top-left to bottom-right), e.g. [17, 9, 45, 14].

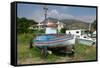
[41, 46, 48, 58]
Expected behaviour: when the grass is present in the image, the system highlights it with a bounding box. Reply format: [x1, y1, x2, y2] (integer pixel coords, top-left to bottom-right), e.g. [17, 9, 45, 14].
[74, 42, 96, 61]
[17, 33, 97, 64]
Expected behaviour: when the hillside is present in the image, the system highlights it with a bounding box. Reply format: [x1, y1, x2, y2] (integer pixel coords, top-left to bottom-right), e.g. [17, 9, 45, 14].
[61, 19, 89, 29]
[41, 17, 89, 30]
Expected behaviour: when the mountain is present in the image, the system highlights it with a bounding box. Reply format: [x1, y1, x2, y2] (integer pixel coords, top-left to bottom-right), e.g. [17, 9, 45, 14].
[41, 17, 89, 30]
[41, 17, 59, 24]
[60, 19, 89, 29]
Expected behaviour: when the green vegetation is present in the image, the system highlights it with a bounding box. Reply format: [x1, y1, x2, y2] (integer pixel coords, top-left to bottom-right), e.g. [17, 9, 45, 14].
[74, 41, 96, 61]
[17, 17, 38, 34]
[91, 20, 96, 31]
[17, 33, 96, 64]
[60, 28, 67, 33]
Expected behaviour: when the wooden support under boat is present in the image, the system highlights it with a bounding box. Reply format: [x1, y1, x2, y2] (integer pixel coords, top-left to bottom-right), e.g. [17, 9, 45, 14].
[41, 46, 48, 58]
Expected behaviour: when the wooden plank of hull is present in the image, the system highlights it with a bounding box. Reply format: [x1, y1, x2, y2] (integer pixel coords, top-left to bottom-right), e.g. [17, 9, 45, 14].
[34, 37, 75, 47]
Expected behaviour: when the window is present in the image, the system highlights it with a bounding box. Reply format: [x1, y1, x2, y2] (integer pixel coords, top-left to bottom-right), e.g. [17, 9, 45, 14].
[76, 31, 79, 33]
[84, 36, 86, 38]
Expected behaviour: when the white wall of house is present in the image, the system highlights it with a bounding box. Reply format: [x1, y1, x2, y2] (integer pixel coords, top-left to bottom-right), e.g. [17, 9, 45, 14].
[45, 27, 57, 34]
[37, 22, 44, 30]
[66, 30, 82, 37]
[57, 21, 64, 32]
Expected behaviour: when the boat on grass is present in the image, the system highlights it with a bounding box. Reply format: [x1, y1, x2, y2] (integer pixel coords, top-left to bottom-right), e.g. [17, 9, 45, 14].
[33, 34, 75, 47]
[30, 34, 75, 57]
[77, 35, 96, 46]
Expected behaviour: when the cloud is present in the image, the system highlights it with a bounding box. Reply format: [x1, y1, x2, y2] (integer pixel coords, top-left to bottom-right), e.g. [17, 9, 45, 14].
[28, 10, 45, 22]
[48, 9, 59, 18]
[27, 9, 96, 23]
[75, 15, 96, 23]
[48, 9, 74, 19]
[48, 9, 96, 23]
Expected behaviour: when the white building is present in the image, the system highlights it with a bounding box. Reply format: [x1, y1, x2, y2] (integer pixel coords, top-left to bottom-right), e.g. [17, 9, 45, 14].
[37, 22, 45, 30]
[29, 20, 64, 34]
[28, 25, 38, 30]
[45, 21, 65, 34]
[29, 22, 45, 30]
[66, 29, 85, 38]
[57, 21, 64, 32]
[45, 21, 57, 34]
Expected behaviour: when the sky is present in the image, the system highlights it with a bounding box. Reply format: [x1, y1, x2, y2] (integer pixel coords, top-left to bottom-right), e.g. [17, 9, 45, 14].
[17, 3, 96, 23]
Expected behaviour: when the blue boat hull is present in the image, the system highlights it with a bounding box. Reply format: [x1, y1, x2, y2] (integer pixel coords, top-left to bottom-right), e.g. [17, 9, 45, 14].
[33, 34, 75, 47]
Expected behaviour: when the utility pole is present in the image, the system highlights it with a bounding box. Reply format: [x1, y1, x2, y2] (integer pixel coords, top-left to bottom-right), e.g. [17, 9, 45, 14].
[89, 23, 92, 37]
[42, 6, 48, 58]
[43, 5, 48, 20]
[89, 23, 91, 31]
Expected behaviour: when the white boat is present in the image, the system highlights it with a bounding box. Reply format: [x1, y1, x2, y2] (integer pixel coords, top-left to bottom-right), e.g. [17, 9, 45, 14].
[77, 35, 96, 46]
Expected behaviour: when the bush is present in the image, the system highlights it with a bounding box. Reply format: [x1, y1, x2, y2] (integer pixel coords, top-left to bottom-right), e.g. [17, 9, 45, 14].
[60, 28, 66, 33]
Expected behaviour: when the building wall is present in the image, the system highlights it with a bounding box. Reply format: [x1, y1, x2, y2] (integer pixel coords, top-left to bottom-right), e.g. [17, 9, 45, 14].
[45, 27, 57, 34]
[66, 30, 82, 37]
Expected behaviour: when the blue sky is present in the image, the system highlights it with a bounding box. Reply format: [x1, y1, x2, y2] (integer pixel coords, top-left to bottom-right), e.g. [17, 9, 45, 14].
[17, 3, 96, 23]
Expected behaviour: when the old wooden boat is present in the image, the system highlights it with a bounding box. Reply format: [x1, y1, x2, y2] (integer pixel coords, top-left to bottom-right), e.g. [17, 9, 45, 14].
[29, 34, 76, 57]
[33, 34, 75, 47]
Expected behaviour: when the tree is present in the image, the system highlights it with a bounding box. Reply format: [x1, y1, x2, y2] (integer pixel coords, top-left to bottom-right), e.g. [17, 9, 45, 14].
[17, 17, 38, 33]
[92, 20, 96, 30]
[60, 28, 66, 33]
